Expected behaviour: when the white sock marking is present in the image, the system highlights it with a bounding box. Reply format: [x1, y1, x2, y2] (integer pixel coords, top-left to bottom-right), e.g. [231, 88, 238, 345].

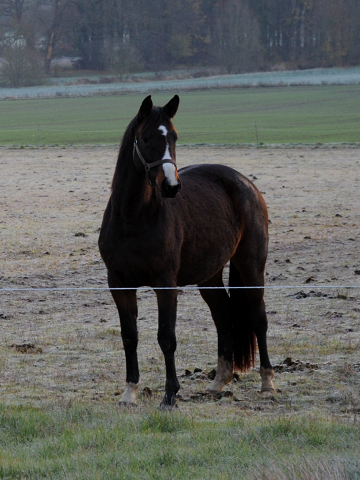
[207, 357, 233, 392]
[120, 381, 140, 405]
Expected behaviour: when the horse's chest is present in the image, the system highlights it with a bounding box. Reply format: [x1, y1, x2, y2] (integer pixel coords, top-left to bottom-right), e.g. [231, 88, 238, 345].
[101, 230, 177, 287]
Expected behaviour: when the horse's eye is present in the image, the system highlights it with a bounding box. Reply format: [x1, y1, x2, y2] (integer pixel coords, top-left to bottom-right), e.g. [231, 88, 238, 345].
[142, 136, 149, 144]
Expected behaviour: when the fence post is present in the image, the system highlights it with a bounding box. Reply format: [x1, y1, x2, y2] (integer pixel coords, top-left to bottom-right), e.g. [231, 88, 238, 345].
[254, 121, 259, 147]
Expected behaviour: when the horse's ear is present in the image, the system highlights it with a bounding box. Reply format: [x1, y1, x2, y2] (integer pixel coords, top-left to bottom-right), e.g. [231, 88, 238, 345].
[138, 95, 153, 122]
[163, 95, 179, 118]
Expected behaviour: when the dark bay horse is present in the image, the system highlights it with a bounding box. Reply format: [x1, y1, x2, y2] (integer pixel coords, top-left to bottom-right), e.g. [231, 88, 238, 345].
[99, 95, 276, 408]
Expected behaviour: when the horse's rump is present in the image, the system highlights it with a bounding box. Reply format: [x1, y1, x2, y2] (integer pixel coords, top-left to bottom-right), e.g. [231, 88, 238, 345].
[173, 163, 268, 286]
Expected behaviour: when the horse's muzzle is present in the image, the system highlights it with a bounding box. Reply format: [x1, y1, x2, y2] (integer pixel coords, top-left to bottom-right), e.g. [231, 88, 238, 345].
[160, 178, 182, 198]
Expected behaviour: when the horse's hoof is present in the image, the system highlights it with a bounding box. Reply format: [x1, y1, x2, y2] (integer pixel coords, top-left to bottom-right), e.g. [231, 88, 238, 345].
[206, 387, 222, 395]
[259, 388, 277, 396]
[206, 390, 222, 400]
[159, 394, 177, 411]
[159, 402, 178, 412]
[260, 367, 276, 395]
[119, 401, 137, 409]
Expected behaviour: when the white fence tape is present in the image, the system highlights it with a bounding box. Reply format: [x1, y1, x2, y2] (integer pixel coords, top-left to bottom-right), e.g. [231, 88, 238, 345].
[0, 284, 359, 293]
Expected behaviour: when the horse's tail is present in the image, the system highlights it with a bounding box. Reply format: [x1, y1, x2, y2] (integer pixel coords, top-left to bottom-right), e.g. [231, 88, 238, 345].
[229, 262, 257, 372]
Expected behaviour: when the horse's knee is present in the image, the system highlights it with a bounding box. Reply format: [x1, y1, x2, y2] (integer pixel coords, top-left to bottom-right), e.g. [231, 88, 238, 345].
[158, 332, 177, 355]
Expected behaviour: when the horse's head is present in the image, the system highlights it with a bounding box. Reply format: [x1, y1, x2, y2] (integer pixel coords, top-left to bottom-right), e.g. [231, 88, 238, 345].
[133, 95, 181, 198]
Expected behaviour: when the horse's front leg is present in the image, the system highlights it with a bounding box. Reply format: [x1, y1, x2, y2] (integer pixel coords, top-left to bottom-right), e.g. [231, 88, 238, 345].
[108, 275, 140, 406]
[155, 288, 180, 409]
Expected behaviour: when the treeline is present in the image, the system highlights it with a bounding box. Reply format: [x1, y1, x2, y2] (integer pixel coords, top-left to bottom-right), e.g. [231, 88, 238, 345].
[253, 0, 360, 68]
[1, 0, 360, 86]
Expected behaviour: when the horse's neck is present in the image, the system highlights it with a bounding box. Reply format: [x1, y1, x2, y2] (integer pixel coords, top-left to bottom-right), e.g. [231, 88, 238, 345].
[111, 150, 159, 224]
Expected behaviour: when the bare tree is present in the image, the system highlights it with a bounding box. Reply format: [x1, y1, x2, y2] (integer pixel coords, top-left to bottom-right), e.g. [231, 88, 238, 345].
[0, 34, 42, 86]
[0, 0, 36, 44]
[0, 0, 26, 22]
[36, 0, 73, 74]
[213, 0, 263, 72]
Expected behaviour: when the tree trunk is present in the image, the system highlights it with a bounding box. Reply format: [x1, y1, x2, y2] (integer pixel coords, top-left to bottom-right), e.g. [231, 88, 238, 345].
[44, 31, 55, 75]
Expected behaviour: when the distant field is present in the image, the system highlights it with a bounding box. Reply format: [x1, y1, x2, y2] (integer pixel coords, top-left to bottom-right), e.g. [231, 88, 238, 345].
[0, 85, 359, 145]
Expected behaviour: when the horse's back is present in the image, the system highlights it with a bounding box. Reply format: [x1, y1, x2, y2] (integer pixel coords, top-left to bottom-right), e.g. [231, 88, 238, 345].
[180, 163, 257, 193]
[178, 163, 267, 222]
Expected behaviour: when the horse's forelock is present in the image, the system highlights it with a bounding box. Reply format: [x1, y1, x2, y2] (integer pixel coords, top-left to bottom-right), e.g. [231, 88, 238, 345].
[137, 107, 171, 135]
[124, 107, 175, 144]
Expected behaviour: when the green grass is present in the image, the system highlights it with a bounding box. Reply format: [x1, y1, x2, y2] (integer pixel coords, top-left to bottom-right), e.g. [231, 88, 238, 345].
[0, 85, 359, 146]
[0, 403, 359, 479]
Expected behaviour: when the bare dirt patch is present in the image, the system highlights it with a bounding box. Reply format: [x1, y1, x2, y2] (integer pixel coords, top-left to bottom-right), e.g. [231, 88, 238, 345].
[0, 145, 359, 419]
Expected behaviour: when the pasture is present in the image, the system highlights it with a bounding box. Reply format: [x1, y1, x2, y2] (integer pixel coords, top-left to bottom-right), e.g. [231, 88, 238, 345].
[0, 145, 359, 478]
[1, 85, 360, 146]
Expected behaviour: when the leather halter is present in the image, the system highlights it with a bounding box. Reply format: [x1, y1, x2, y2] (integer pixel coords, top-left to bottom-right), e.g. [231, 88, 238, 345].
[133, 139, 176, 173]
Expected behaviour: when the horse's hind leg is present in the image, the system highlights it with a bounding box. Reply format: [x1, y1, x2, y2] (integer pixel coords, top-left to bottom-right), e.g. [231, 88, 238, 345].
[199, 270, 234, 393]
[108, 274, 140, 405]
[231, 258, 276, 394]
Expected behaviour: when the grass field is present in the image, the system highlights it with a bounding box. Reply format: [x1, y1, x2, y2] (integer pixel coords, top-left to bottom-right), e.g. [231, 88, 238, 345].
[1, 404, 359, 480]
[0, 84, 359, 146]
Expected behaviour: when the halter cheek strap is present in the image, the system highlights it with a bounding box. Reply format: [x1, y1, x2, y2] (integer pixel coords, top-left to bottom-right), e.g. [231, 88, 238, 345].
[133, 139, 176, 173]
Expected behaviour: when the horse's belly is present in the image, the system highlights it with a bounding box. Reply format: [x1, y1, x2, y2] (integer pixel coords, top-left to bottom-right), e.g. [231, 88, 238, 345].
[177, 239, 237, 286]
